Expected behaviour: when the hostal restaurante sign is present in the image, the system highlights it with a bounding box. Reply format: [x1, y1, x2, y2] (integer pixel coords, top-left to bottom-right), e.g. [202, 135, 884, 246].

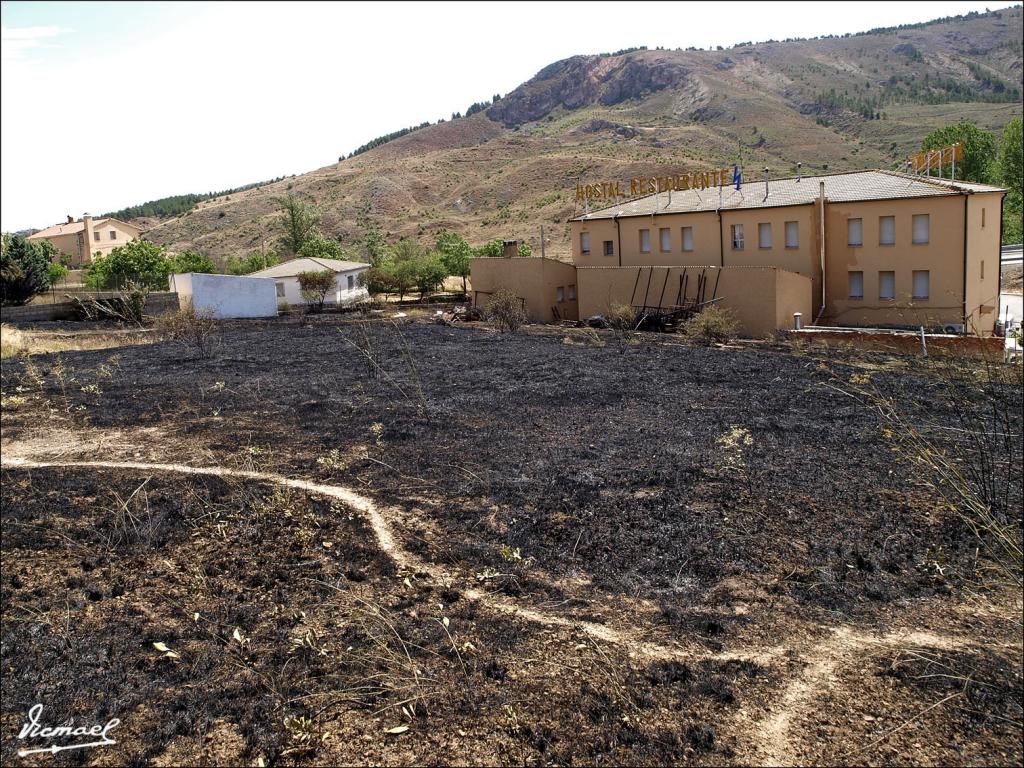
[575, 167, 738, 202]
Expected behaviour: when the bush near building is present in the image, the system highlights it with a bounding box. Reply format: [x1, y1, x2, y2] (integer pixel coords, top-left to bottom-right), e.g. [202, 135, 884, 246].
[682, 306, 740, 344]
[1, 234, 58, 306]
[487, 289, 527, 333]
[297, 270, 336, 312]
[84, 241, 213, 290]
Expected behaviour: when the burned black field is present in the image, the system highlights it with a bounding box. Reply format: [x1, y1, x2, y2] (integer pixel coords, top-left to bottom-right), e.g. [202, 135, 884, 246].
[1, 318, 1021, 766]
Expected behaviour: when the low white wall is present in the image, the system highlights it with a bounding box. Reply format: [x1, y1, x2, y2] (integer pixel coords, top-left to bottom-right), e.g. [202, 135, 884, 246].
[170, 273, 278, 319]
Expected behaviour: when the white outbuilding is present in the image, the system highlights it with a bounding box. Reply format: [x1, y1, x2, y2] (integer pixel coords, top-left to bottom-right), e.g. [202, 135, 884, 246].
[169, 273, 278, 319]
[249, 257, 370, 307]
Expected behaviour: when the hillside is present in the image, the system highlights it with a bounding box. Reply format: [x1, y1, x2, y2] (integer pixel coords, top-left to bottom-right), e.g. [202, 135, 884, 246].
[144, 7, 1023, 262]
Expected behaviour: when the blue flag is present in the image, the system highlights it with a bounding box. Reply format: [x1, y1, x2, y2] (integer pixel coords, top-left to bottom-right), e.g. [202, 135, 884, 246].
[733, 165, 742, 190]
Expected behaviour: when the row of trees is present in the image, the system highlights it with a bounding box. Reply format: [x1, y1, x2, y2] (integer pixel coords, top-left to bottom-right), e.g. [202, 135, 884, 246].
[919, 118, 1022, 244]
[83, 241, 215, 290]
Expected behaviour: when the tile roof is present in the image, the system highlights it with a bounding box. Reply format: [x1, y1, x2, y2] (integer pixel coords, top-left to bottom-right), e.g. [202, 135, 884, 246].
[574, 169, 1007, 221]
[27, 217, 142, 239]
[249, 257, 370, 278]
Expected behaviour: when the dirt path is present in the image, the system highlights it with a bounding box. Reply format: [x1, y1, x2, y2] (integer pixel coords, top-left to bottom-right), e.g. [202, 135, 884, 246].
[2, 454, 994, 765]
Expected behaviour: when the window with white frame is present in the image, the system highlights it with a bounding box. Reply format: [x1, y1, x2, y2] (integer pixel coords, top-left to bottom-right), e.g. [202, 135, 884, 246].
[580, 232, 591, 255]
[659, 227, 671, 252]
[758, 222, 772, 249]
[784, 221, 799, 248]
[848, 271, 864, 299]
[879, 216, 895, 246]
[347, 274, 354, 290]
[567, 284, 576, 300]
[912, 270, 930, 300]
[731, 224, 744, 250]
[848, 218, 863, 246]
[640, 229, 651, 253]
[879, 271, 896, 300]
[681, 226, 694, 252]
[912, 214, 929, 244]
[276, 282, 285, 298]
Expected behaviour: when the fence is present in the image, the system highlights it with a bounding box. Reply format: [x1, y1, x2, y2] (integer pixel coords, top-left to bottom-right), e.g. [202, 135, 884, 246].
[2, 292, 179, 324]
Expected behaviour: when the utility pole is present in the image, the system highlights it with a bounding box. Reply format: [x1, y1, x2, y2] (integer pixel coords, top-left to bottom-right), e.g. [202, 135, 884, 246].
[540, 225, 545, 259]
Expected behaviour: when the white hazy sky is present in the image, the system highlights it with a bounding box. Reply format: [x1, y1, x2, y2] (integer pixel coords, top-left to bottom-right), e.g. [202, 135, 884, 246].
[1, 0, 1015, 231]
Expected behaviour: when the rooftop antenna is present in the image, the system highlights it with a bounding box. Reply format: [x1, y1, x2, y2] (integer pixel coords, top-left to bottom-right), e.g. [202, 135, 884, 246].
[796, 162, 802, 182]
[762, 166, 770, 202]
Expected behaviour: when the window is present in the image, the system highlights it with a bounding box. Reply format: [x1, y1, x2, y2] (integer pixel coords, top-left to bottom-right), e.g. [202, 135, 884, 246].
[93, 231, 101, 241]
[731, 224, 744, 250]
[347, 274, 355, 290]
[556, 286, 564, 303]
[603, 240, 614, 256]
[912, 270, 930, 300]
[848, 218, 863, 246]
[784, 221, 799, 249]
[659, 227, 671, 252]
[276, 282, 285, 298]
[912, 214, 929, 244]
[982, 208, 986, 227]
[567, 284, 576, 300]
[981, 260, 985, 280]
[640, 229, 651, 253]
[758, 222, 772, 249]
[879, 216, 895, 246]
[580, 232, 591, 255]
[681, 227, 694, 252]
[109, 230, 117, 240]
[848, 271, 864, 300]
[879, 271, 895, 300]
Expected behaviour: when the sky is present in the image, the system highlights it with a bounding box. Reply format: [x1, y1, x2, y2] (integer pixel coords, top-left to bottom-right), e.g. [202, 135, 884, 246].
[1, 0, 1016, 231]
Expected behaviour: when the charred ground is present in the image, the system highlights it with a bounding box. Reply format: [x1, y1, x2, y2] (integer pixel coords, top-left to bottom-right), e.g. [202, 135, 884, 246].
[1, 317, 1021, 765]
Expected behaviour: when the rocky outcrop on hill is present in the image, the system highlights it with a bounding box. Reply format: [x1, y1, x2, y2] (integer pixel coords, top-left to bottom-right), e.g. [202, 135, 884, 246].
[488, 53, 692, 128]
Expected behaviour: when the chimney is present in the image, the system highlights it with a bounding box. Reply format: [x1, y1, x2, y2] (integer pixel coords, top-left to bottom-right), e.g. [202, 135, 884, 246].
[796, 162, 802, 183]
[502, 239, 519, 258]
[82, 214, 96, 261]
[67, 214, 74, 224]
[762, 167, 770, 202]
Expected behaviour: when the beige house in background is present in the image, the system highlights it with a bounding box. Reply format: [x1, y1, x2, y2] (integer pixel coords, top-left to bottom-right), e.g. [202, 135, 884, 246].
[27, 214, 142, 267]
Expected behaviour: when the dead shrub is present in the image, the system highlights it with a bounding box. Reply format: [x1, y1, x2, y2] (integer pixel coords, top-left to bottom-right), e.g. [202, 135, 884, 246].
[486, 289, 526, 333]
[155, 303, 219, 358]
[682, 306, 739, 344]
[607, 303, 638, 343]
[70, 283, 149, 325]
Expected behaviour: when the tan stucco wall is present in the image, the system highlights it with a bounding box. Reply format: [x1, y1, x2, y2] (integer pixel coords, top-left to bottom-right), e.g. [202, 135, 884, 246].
[576, 265, 811, 338]
[965, 191, 1003, 334]
[470, 257, 579, 322]
[572, 190, 997, 333]
[823, 195, 967, 329]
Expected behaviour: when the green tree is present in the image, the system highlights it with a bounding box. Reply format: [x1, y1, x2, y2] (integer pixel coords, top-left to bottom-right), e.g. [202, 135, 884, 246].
[387, 258, 417, 302]
[84, 239, 172, 290]
[357, 266, 397, 298]
[47, 261, 69, 286]
[296, 270, 336, 312]
[274, 194, 321, 256]
[996, 117, 1023, 245]
[920, 121, 997, 183]
[474, 239, 504, 258]
[224, 250, 280, 275]
[435, 230, 472, 294]
[412, 253, 449, 300]
[1, 234, 57, 306]
[390, 237, 426, 263]
[518, 242, 532, 257]
[297, 236, 352, 262]
[169, 250, 215, 274]
[361, 227, 388, 267]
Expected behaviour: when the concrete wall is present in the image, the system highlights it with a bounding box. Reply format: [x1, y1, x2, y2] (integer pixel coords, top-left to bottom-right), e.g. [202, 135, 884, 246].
[469, 256, 579, 322]
[576, 265, 812, 338]
[273, 268, 369, 307]
[0, 292, 179, 323]
[169, 273, 278, 319]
